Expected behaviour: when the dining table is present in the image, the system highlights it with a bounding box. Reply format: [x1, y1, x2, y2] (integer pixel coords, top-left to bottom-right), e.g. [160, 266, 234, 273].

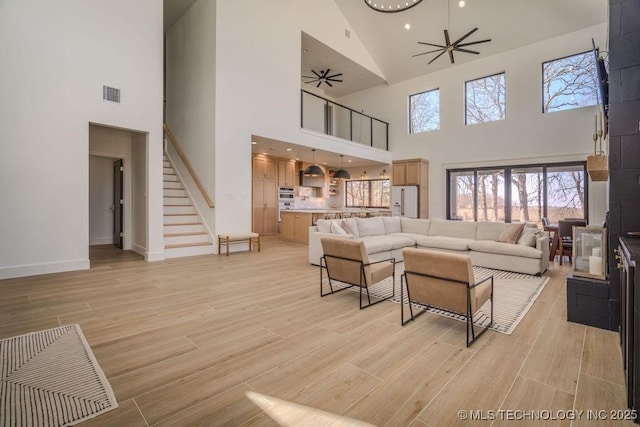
[544, 223, 559, 261]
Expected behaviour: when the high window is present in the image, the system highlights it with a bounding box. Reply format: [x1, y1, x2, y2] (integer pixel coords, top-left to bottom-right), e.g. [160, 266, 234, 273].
[448, 162, 587, 225]
[345, 179, 391, 208]
[409, 89, 440, 133]
[542, 51, 599, 113]
[465, 72, 506, 125]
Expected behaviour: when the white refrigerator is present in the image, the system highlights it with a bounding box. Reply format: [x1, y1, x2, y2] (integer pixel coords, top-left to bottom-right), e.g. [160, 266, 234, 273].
[391, 186, 419, 218]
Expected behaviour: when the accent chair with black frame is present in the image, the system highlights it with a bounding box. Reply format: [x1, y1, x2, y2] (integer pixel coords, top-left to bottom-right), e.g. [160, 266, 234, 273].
[320, 237, 396, 309]
[401, 247, 494, 347]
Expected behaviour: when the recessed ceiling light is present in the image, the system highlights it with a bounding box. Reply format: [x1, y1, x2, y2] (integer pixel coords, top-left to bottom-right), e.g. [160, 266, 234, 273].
[251, 141, 257, 145]
[404, 23, 411, 30]
[262, 152, 267, 155]
[286, 148, 292, 151]
[347, 159, 353, 163]
[458, 0, 465, 7]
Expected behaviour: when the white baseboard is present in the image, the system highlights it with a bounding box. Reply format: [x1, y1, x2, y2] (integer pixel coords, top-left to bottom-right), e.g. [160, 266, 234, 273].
[145, 249, 165, 262]
[0, 259, 90, 280]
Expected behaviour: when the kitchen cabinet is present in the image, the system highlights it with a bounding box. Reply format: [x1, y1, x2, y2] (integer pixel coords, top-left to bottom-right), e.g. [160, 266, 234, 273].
[280, 211, 312, 244]
[278, 159, 297, 187]
[618, 237, 640, 412]
[392, 158, 429, 218]
[253, 155, 277, 179]
[252, 176, 278, 235]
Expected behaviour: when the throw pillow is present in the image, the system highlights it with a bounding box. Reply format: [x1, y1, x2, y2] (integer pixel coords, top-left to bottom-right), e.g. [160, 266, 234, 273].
[341, 219, 358, 237]
[331, 221, 348, 235]
[316, 219, 332, 234]
[517, 226, 538, 247]
[497, 223, 525, 244]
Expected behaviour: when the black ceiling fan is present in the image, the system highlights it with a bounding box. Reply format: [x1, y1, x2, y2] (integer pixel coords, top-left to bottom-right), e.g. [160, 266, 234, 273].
[302, 69, 343, 88]
[413, 27, 491, 64]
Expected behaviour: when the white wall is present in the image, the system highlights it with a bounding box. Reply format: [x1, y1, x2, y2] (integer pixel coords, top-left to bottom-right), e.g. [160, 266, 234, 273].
[131, 133, 148, 255]
[89, 156, 114, 245]
[339, 24, 609, 224]
[165, 0, 217, 233]
[0, 0, 164, 279]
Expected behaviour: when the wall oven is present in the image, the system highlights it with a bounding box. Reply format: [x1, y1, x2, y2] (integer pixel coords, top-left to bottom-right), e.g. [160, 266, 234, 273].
[278, 187, 295, 222]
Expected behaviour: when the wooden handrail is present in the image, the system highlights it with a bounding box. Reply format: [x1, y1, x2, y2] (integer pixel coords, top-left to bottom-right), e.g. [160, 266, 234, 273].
[163, 123, 215, 208]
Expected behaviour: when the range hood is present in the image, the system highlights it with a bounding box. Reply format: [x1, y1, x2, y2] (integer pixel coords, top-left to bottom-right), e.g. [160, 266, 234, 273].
[299, 171, 324, 188]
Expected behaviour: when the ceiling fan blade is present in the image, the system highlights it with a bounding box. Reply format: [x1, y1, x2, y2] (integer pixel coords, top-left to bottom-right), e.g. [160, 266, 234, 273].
[417, 41, 447, 49]
[452, 27, 478, 45]
[325, 73, 342, 79]
[325, 81, 333, 87]
[316, 81, 322, 88]
[412, 48, 445, 57]
[304, 78, 321, 83]
[323, 69, 331, 78]
[326, 78, 343, 83]
[444, 30, 451, 47]
[456, 39, 491, 48]
[448, 50, 455, 64]
[302, 75, 316, 79]
[428, 50, 447, 64]
[454, 48, 480, 55]
[311, 70, 322, 78]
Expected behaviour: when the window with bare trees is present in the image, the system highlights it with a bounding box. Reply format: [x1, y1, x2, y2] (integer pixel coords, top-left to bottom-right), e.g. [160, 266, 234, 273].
[543, 51, 598, 113]
[465, 72, 506, 125]
[345, 179, 390, 208]
[409, 89, 440, 133]
[448, 162, 586, 225]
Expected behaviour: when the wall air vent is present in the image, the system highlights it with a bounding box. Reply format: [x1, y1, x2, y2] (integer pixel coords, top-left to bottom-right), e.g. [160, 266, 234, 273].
[102, 85, 121, 103]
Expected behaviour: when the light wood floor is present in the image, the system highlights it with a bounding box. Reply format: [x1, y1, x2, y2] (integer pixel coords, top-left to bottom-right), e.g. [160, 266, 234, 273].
[0, 238, 632, 426]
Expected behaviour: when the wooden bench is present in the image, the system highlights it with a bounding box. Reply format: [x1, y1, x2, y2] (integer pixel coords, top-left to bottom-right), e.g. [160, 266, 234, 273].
[217, 233, 260, 256]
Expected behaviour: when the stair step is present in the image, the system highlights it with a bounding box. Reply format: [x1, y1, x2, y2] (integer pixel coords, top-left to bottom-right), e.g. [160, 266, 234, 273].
[164, 188, 187, 197]
[164, 223, 205, 234]
[164, 214, 199, 224]
[164, 243, 214, 259]
[163, 161, 172, 167]
[165, 241, 212, 249]
[163, 181, 183, 190]
[163, 167, 174, 174]
[163, 196, 191, 205]
[164, 205, 195, 215]
[164, 232, 210, 246]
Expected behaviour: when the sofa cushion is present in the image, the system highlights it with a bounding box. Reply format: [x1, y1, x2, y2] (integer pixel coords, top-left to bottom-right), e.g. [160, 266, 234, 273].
[356, 217, 385, 238]
[341, 218, 359, 238]
[429, 218, 477, 239]
[400, 218, 430, 235]
[476, 222, 509, 241]
[468, 240, 542, 259]
[382, 216, 402, 234]
[388, 232, 422, 244]
[316, 219, 332, 233]
[497, 223, 525, 244]
[416, 236, 475, 251]
[359, 236, 394, 254]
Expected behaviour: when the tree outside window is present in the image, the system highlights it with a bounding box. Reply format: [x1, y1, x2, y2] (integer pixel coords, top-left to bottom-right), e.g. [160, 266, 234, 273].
[543, 51, 598, 113]
[346, 179, 390, 208]
[409, 89, 440, 133]
[465, 72, 506, 125]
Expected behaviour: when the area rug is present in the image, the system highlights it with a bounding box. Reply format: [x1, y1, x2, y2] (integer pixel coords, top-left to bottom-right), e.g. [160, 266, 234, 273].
[0, 324, 118, 427]
[323, 266, 549, 335]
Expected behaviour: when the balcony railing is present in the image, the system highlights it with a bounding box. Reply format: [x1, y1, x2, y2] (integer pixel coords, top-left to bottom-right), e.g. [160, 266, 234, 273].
[300, 90, 389, 151]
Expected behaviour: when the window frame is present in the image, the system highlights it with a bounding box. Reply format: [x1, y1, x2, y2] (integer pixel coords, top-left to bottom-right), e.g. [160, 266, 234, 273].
[464, 71, 506, 126]
[446, 161, 588, 224]
[344, 178, 391, 208]
[409, 88, 440, 134]
[541, 49, 599, 114]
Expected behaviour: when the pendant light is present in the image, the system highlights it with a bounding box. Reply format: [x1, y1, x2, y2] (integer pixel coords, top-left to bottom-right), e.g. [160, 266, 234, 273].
[304, 149, 324, 177]
[334, 155, 351, 179]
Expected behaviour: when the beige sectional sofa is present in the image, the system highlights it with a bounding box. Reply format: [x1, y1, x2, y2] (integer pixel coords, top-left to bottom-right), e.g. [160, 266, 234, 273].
[308, 217, 549, 275]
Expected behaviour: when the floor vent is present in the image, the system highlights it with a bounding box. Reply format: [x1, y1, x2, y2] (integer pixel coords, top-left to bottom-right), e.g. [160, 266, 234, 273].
[102, 85, 121, 103]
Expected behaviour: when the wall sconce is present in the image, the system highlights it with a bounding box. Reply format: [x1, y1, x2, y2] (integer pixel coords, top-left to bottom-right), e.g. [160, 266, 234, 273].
[379, 169, 386, 178]
[361, 171, 367, 179]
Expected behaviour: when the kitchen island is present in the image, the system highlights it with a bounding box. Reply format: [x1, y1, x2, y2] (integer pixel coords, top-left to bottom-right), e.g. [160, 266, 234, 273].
[279, 209, 392, 245]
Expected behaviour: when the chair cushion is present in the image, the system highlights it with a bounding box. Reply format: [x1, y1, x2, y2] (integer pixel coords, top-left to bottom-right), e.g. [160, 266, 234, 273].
[429, 218, 478, 239]
[416, 236, 475, 251]
[468, 240, 542, 259]
[356, 217, 386, 237]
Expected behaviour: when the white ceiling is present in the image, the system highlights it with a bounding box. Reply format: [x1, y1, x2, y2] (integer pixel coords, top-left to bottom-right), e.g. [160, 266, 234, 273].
[167, 0, 608, 167]
[334, 0, 607, 85]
